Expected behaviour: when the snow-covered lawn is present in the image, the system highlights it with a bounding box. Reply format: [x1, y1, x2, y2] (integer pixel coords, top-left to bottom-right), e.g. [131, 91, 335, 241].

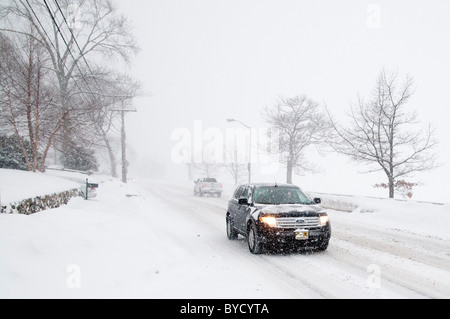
[310, 192, 450, 241]
[0, 168, 80, 207]
[1, 170, 450, 299]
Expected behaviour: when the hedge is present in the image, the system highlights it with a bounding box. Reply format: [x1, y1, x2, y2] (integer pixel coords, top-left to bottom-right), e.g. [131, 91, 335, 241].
[1, 189, 79, 215]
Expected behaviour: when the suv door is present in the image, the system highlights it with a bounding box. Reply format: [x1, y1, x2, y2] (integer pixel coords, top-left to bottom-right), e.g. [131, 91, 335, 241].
[229, 186, 243, 229]
[236, 186, 250, 232]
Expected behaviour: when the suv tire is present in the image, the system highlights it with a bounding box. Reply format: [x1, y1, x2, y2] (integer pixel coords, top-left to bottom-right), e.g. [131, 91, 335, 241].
[226, 215, 238, 240]
[248, 223, 264, 254]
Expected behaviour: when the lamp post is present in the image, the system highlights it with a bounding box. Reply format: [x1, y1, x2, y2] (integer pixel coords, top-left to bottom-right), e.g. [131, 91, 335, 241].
[227, 118, 252, 184]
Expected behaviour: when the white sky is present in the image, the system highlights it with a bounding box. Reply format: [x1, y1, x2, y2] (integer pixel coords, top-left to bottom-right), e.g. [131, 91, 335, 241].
[117, 0, 450, 203]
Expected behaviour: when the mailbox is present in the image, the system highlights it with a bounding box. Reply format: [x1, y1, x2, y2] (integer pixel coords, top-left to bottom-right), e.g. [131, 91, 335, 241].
[84, 179, 99, 200]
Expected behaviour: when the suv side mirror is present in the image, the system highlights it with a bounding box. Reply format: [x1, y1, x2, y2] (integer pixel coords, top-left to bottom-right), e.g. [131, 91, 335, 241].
[314, 198, 322, 204]
[238, 197, 249, 206]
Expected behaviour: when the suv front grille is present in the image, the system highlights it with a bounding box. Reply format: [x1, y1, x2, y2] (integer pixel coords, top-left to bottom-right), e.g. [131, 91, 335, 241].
[275, 217, 320, 229]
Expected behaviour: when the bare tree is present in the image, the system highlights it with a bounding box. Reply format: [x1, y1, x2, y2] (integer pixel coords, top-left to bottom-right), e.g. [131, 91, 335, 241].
[1, 0, 139, 156]
[263, 95, 330, 184]
[327, 70, 438, 198]
[224, 148, 248, 186]
[0, 31, 65, 172]
[193, 162, 223, 179]
[190, 148, 223, 179]
[74, 68, 141, 178]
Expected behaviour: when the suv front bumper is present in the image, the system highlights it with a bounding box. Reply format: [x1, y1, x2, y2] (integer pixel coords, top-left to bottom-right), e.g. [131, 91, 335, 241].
[258, 225, 331, 247]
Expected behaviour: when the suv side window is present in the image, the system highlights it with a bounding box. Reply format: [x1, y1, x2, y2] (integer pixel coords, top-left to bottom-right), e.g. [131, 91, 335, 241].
[241, 186, 249, 199]
[233, 186, 243, 199]
[247, 186, 254, 202]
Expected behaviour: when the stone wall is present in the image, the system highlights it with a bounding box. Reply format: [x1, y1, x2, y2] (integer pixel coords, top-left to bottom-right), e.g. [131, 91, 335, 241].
[1, 189, 79, 215]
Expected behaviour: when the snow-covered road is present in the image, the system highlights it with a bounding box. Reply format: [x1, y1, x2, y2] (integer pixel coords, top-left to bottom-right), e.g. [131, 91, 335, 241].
[1, 176, 449, 299]
[143, 181, 450, 299]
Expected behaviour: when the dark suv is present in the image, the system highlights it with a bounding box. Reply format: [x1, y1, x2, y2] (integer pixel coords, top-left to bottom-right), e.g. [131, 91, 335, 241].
[226, 184, 331, 254]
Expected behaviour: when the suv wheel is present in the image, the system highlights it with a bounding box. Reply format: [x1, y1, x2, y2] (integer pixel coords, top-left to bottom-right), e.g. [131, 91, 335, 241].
[248, 223, 263, 254]
[226, 215, 238, 240]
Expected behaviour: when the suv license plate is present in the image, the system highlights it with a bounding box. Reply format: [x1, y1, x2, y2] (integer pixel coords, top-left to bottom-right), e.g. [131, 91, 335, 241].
[295, 229, 309, 240]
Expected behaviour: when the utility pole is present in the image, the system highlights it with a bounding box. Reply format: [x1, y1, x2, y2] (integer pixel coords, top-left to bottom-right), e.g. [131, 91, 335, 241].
[113, 103, 137, 183]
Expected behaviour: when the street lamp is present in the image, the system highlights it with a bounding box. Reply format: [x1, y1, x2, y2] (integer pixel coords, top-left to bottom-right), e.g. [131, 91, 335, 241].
[227, 118, 252, 184]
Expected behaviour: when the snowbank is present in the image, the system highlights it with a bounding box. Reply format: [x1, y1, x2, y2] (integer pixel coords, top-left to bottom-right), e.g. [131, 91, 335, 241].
[310, 192, 450, 241]
[0, 169, 81, 214]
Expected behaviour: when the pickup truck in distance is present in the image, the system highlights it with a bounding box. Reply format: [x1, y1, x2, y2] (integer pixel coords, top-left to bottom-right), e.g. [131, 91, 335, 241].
[194, 178, 223, 198]
[226, 183, 331, 254]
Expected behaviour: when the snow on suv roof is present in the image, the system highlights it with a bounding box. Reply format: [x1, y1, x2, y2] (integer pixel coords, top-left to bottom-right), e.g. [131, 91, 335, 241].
[240, 183, 301, 188]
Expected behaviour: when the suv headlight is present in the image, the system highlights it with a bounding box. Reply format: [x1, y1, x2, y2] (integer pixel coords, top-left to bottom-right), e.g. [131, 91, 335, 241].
[260, 216, 277, 228]
[319, 214, 329, 226]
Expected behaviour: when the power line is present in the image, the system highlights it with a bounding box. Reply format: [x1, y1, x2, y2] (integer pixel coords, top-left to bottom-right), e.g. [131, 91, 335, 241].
[22, 0, 95, 106]
[51, 0, 136, 102]
[20, 0, 132, 104]
[51, 0, 103, 94]
[42, 0, 99, 102]
[22, 1, 137, 113]
[23, 0, 60, 62]
[45, 0, 137, 185]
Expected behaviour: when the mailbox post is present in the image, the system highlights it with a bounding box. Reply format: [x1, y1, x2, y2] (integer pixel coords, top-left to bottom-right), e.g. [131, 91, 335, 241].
[85, 178, 99, 200]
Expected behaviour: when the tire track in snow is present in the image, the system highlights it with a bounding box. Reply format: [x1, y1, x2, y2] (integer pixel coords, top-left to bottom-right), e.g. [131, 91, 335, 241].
[329, 225, 450, 298]
[141, 183, 387, 298]
[141, 181, 450, 298]
[142, 183, 331, 298]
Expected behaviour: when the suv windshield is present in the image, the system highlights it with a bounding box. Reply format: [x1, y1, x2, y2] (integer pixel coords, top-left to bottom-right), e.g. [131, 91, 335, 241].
[253, 186, 314, 205]
[204, 178, 217, 183]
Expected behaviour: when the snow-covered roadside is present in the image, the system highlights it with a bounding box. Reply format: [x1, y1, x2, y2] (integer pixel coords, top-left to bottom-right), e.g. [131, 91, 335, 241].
[1, 172, 450, 299]
[0, 169, 80, 207]
[0, 178, 175, 298]
[309, 192, 450, 241]
[0, 176, 301, 298]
